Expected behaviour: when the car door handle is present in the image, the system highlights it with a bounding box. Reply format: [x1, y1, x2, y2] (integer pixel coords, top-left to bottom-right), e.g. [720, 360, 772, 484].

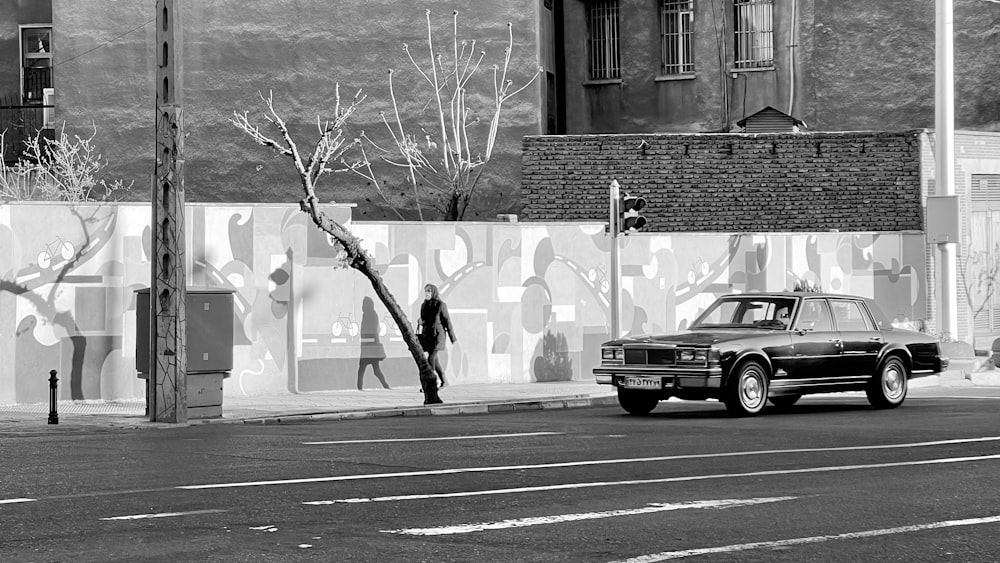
[869, 337, 883, 342]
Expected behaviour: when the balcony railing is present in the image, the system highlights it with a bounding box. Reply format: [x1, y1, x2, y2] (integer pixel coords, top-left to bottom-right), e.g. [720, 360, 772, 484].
[1, 94, 53, 164]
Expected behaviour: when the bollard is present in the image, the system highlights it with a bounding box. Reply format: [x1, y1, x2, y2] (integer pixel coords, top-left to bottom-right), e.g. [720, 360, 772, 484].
[48, 369, 58, 425]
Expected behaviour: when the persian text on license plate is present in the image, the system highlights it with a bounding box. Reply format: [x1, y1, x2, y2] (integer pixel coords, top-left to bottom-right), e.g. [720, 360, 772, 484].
[623, 377, 660, 389]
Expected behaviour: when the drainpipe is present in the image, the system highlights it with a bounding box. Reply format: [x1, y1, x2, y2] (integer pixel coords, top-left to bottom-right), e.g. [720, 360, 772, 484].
[787, 0, 797, 116]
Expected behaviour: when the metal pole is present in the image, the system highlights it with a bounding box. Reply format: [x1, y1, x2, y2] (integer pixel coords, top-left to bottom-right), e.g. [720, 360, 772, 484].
[609, 179, 622, 339]
[47, 370, 58, 424]
[936, 0, 958, 340]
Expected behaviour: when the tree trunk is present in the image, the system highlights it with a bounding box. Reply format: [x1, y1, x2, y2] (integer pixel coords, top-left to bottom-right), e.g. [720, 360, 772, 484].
[305, 199, 440, 403]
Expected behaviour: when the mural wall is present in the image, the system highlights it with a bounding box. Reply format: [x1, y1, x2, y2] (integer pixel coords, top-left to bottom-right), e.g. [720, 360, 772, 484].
[0, 203, 928, 405]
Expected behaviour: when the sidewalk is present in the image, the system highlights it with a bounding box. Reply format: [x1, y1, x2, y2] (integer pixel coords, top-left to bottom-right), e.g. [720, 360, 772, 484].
[2, 369, 997, 431]
[0, 381, 619, 430]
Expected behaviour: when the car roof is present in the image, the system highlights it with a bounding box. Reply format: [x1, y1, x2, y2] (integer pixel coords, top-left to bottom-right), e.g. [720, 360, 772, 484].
[717, 292, 867, 300]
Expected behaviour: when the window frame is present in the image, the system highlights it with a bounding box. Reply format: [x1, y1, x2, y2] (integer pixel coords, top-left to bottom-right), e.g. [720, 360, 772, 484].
[19, 24, 54, 105]
[830, 299, 875, 332]
[586, 0, 621, 82]
[794, 298, 835, 333]
[658, 0, 695, 77]
[733, 0, 774, 70]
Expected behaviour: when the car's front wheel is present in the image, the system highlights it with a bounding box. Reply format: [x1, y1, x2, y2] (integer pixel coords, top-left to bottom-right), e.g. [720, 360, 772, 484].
[617, 388, 659, 415]
[725, 360, 769, 416]
[866, 355, 908, 409]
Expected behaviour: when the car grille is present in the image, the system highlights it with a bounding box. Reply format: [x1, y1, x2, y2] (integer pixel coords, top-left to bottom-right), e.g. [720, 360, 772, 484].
[625, 349, 675, 365]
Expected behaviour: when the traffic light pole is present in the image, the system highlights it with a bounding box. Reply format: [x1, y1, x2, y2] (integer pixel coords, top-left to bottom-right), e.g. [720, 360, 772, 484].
[609, 179, 622, 339]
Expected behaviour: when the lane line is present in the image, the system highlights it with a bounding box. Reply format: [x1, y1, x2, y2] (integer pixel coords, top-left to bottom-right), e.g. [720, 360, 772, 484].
[910, 395, 1000, 400]
[181, 436, 1000, 490]
[305, 454, 1000, 504]
[302, 431, 563, 445]
[610, 514, 1000, 562]
[99, 509, 226, 521]
[0, 498, 36, 504]
[381, 496, 797, 536]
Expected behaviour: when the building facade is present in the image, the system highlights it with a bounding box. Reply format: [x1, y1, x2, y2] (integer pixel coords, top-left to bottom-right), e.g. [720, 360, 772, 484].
[13, 0, 999, 216]
[555, 0, 1000, 134]
[0, 0, 53, 162]
[45, 0, 548, 219]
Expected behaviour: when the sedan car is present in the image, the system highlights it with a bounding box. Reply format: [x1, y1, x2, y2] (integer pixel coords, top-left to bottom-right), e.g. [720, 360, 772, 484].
[594, 292, 949, 416]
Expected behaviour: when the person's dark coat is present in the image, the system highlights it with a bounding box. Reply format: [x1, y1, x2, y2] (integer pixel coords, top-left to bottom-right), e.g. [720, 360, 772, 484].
[419, 297, 456, 352]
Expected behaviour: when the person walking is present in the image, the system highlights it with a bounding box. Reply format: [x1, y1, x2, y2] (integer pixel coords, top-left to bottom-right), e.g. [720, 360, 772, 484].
[417, 283, 456, 394]
[357, 297, 391, 390]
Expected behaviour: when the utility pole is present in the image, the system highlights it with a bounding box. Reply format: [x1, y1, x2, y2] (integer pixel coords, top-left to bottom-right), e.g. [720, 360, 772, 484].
[936, 0, 959, 340]
[150, 0, 187, 422]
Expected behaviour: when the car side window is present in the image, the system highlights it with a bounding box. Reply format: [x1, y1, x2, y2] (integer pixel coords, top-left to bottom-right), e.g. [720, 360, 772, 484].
[830, 300, 873, 331]
[794, 299, 834, 332]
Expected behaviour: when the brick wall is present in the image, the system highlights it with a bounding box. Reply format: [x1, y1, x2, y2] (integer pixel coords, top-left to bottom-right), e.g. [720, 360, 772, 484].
[521, 131, 925, 232]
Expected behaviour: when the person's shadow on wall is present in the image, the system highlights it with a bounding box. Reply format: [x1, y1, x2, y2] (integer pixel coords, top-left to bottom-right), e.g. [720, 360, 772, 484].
[357, 296, 391, 390]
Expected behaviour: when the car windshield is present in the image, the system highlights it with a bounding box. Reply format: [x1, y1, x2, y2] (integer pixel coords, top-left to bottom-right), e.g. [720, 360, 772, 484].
[691, 296, 798, 329]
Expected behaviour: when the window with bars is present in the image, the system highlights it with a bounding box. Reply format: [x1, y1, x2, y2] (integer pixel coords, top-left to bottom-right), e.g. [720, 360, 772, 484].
[587, 0, 620, 80]
[734, 0, 773, 69]
[659, 1, 694, 75]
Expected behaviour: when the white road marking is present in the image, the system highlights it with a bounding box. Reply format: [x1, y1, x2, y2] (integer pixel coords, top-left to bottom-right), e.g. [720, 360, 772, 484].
[305, 454, 1000, 505]
[99, 509, 225, 521]
[912, 395, 1000, 400]
[381, 496, 797, 536]
[303, 431, 562, 445]
[180, 436, 1000, 490]
[0, 498, 36, 504]
[611, 514, 1000, 562]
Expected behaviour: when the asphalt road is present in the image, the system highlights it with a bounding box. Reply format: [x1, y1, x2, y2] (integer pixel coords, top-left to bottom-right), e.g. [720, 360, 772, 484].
[2, 388, 1000, 562]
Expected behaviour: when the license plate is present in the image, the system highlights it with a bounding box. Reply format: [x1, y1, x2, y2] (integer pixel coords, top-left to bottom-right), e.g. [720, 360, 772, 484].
[623, 377, 660, 389]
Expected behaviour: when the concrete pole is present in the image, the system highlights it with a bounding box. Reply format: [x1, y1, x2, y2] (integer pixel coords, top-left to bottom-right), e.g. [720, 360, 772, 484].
[935, 0, 959, 340]
[151, 0, 187, 423]
[609, 179, 622, 339]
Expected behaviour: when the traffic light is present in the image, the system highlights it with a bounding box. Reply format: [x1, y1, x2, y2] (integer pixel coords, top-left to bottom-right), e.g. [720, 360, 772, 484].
[621, 192, 647, 234]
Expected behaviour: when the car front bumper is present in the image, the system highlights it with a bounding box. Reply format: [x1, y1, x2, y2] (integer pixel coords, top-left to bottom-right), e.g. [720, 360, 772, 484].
[593, 365, 723, 390]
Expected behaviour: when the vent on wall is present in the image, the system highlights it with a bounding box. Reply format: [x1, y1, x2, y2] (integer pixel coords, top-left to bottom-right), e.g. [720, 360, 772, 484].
[736, 106, 806, 134]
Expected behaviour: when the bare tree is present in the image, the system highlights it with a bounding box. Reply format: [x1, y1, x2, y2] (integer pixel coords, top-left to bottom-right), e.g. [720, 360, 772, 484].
[1, 129, 129, 399]
[959, 243, 1000, 347]
[230, 88, 443, 404]
[355, 10, 541, 220]
[0, 124, 132, 202]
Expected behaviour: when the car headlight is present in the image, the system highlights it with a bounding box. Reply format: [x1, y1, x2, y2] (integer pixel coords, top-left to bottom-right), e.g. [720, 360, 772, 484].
[677, 348, 708, 365]
[602, 347, 624, 361]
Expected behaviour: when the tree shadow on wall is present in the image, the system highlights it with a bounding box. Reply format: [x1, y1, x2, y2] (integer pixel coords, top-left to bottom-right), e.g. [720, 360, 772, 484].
[1, 207, 110, 401]
[533, 330, 573, 382]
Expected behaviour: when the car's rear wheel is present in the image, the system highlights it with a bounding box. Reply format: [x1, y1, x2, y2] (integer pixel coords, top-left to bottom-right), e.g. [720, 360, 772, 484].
[725, 360, 768, 416]
[866, 355, 908, 409]
[617, 388, 659, 415]
[768, 394, 801, 409]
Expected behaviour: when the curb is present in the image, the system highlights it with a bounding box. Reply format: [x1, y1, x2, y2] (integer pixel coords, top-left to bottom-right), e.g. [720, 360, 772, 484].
[198, 394, 620, 425]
